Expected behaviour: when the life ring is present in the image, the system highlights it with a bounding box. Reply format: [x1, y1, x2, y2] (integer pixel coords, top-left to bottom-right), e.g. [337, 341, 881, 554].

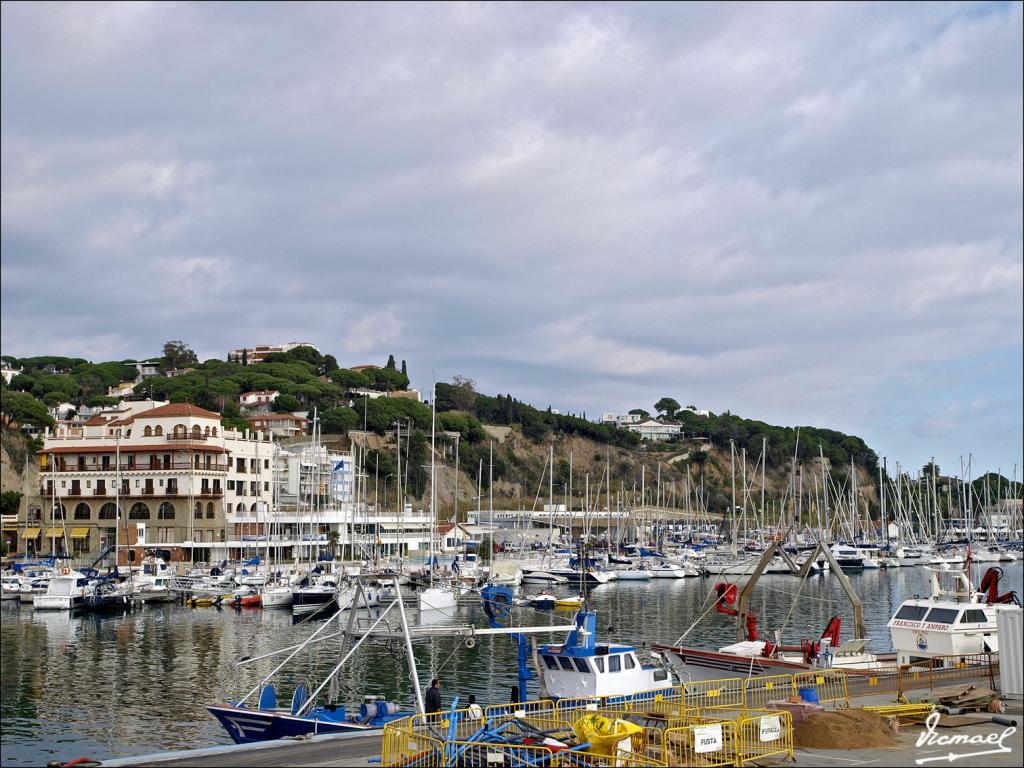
[61, 567, 71, 575]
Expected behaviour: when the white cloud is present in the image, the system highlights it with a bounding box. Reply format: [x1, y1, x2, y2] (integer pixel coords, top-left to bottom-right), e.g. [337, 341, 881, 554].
[1, 1, 1020, 470]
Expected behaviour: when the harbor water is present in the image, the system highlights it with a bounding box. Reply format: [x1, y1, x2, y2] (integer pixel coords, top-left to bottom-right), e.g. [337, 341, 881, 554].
[1, 564, 1021, 766]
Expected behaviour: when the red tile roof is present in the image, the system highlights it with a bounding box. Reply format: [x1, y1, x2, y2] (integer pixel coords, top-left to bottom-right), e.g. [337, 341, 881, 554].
[136, 403, 222, 420]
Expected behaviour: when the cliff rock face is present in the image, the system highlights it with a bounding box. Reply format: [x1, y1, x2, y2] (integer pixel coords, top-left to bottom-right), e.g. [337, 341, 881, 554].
[1, 428, 41, 517]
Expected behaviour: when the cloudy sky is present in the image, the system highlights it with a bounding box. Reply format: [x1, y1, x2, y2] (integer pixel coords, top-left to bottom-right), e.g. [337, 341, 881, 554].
[2, 1, 1021, 476]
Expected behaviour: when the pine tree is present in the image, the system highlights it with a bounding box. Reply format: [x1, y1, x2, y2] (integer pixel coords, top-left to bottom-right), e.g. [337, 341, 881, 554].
[241, 348, 248, 366]
[401, 359, 407, 376]
[386, 354, 396, 370]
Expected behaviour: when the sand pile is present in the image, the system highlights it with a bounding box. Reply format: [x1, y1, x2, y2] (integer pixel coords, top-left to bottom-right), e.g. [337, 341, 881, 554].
[794, 710, 898, 750]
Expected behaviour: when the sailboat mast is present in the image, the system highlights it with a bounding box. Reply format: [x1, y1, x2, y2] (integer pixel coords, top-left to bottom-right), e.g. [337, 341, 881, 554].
[429, 382, 436, 587]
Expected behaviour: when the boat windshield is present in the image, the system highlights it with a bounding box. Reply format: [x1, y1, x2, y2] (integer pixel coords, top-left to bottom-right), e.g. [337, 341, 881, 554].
[924, 607, 959, 624]
[894, 605, 928, 621]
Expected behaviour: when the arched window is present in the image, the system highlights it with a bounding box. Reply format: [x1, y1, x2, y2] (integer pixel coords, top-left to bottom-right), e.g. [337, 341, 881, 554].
[206, 502, 215, 519]
[212, 427, 218, 437]
[250, 503, 259, 513]
[143, 425, 153, 436]
[158, 502, 175, 519]
[192, 425, 202, 438]
[98, 503, 117, 520]
[74, 503, 91, 520]
[194, 502, 202, 519]
[204, 426, 211, 436]
[52, 503, 67, 520]
[154, 425, 163, 436]
[235, 502, 245, 512]
[128, 502, 150, 520]
[173, 424, 187, 438]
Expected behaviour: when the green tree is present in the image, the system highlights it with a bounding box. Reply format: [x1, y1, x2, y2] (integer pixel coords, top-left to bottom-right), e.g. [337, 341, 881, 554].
[363, 367, 409, 391]
[242, 348, 249, 366]
[0, 391, 54, 429]
[220, 401, 250, 431]
[401, 359, 407, 376]
[85, 395, 119, 408]
[386, 354, 397, 370]
[272, 394, 301, 412]
[328, 368, 368, 389]
[654, 397, 680, 417]
[321, 407, 359, 434]
[0, 490, 23, 517]
[162, 340, 199, 370]
[628, 408, 650, 420]
[449, 375, 477, 412]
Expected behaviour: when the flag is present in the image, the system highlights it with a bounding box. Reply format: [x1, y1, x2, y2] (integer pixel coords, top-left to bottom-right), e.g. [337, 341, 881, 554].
[331, 459, 352, 502]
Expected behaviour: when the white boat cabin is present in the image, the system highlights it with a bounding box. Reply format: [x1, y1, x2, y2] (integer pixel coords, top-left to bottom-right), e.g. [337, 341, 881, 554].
[887, 567, 1021, 665]
[537, 612, 672, 699]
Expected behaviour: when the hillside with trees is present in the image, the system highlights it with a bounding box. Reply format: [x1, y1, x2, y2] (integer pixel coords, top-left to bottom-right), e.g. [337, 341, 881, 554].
[2, 344, 895, 517]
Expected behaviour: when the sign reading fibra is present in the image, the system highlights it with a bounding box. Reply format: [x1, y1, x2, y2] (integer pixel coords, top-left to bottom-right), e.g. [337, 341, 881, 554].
[693, 723, 723, 753]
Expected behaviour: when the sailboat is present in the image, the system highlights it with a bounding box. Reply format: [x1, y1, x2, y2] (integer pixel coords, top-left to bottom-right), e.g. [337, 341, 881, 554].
[418, 381, 457, 614]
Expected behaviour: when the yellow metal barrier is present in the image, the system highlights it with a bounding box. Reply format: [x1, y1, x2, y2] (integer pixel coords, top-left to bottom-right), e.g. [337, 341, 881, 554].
[743, 673, 793, 709]
[555, 696, 604, 722]
[793, 669, 848, 705]
[845, 666, 901, 698]
[662, 721, 739, 767]
[445, 740, 555, 766]
[380, 724, 443, 767]
[862, 703, 936, 724]
[484, 698, 556, 720]
[683, 677, 746, 709]
[736, 710, 793, 765]
[555, 749, 666, 767]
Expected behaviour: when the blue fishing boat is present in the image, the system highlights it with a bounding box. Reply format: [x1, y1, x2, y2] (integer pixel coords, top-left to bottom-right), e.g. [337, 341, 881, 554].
[208, 687, 405, 743]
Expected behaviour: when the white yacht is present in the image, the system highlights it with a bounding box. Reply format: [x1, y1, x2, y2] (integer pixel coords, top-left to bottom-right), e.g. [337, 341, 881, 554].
[33, 570, 90, 611]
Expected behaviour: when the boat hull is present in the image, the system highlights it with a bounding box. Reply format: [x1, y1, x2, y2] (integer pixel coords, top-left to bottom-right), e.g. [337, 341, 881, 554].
[207, 704, 376, 744]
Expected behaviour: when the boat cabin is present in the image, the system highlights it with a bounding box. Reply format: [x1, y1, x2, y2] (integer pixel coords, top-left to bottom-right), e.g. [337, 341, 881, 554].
[887, 567, 1020, 665]
[537, 612, 671, 698]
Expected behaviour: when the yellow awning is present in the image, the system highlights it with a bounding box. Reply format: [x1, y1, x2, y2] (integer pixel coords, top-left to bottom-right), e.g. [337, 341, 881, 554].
[2, 527, 17, 532]
[70, 527, 90, 539]
[21, 527, 41, 539]
[43, 527, 64, 538]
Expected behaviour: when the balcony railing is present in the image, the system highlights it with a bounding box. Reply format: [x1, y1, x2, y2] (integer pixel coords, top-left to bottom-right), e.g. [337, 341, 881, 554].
[46, 461, 229, 473]
[167, 433, 207, 441]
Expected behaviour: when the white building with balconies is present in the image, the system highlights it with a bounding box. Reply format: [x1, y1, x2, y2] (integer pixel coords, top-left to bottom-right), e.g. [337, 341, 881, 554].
[30, 401, 273, 564]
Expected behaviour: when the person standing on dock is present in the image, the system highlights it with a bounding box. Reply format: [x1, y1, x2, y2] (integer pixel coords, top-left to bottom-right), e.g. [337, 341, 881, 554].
[425, 678, 442, 714]
[467, 695, 483, 720]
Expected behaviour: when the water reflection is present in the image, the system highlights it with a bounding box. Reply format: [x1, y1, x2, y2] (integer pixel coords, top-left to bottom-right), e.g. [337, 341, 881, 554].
[1, 564, 1020, 766]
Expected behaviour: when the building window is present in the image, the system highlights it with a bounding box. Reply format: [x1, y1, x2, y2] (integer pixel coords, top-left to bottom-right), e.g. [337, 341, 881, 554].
[206, 502, 215, 519]
[154, 425, 163, 436]
[158, 502, 175, 519]
[74, 503, 91, 520]
[227, 480, 235, 490]
[194, 503, 202, 519]
[144, 426, 153, 436]
[98, 503, 117, 520]
[129, 502, 150, 520]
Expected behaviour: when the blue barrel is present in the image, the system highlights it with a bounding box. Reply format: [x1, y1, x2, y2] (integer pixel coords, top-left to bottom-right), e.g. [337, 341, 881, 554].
[798, 686, 819, 704]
